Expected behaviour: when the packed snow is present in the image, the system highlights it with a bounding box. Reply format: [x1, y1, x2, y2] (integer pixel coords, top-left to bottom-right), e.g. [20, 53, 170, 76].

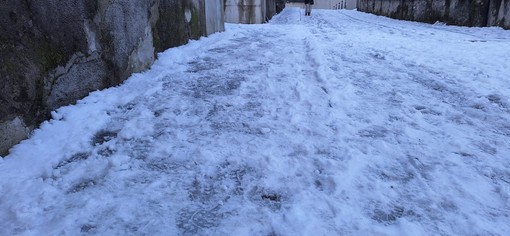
[1, 8, 510, 235]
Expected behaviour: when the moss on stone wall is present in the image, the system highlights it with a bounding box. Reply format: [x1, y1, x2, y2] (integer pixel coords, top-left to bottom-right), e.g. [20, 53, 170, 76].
[153, 0, 207, 52]
[0, 38, 18, 75]
[34, 40, 67, 74]
[191, 8, 201, 39]
[153, 0, 188, 52]
[0, 41, 15, 76]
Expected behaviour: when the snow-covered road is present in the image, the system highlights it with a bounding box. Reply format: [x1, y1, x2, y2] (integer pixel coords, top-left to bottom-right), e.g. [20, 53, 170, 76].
[1, 8, 510, 235]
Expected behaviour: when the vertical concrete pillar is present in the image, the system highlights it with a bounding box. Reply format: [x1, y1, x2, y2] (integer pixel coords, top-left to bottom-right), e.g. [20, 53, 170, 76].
[205, 0, 225, 35]
[224, 0, 266, 24]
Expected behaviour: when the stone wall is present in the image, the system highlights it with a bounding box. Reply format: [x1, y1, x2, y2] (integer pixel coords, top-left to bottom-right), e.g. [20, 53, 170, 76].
[0, 0, 225, 156]
[357, 0, 510, 29]
[488, 0, 510, 27]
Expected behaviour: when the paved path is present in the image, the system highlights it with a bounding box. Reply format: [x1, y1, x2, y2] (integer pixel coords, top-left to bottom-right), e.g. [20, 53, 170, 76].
[1, 8, 510, 235]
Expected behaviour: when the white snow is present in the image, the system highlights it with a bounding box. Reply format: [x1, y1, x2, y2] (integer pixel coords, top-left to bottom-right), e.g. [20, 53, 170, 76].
[1, 8, 510, 235]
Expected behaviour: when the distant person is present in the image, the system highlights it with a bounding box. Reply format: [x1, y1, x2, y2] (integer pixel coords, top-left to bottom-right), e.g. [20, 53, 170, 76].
[304, 0, 314, 16]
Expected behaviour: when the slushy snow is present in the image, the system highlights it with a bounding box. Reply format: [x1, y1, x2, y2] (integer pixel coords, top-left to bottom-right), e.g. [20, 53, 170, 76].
[1, 8, 510, 235]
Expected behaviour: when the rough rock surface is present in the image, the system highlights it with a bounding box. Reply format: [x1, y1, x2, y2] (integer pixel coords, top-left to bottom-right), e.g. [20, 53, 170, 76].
[357, 0, 510, 29]
[0, 0, 225, 156]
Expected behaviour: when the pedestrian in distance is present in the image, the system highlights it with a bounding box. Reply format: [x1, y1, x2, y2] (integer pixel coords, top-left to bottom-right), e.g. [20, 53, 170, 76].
[305, 0, 314, 16]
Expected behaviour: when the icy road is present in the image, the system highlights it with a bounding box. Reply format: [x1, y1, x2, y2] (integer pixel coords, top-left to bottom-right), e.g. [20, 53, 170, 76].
[1, 8, 510, 235]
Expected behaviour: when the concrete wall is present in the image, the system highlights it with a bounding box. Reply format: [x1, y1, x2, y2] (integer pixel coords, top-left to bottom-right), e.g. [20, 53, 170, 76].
[287, 0, 357, 9]
[224, 0, 285, 24]
[0, 0, 225, 156]
[357, 0, 510, 29]
[206, 0, 226, 36]
[225, 0, 265, 24]
[314, 0, 357, 9]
